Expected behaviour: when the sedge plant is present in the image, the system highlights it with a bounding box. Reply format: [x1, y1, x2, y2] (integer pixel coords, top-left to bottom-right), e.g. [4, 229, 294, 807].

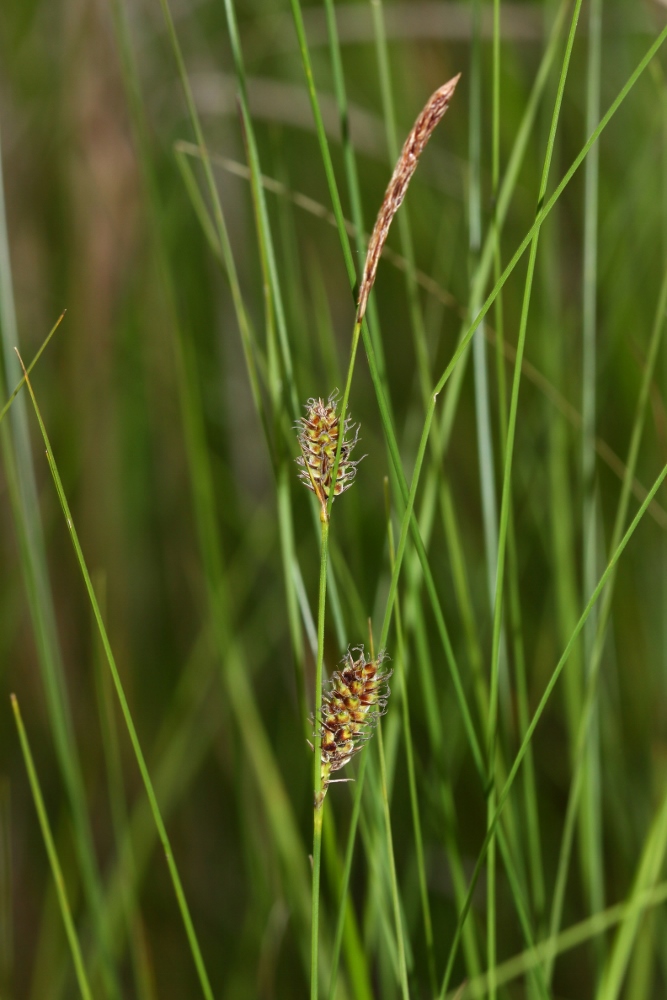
[298, 76, 461, 998]
[9, 3, 667, 996]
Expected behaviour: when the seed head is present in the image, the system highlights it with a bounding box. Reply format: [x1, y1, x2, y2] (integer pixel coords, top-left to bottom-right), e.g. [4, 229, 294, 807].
[315, 647, 391, 807]
[296, 392, 363, 519]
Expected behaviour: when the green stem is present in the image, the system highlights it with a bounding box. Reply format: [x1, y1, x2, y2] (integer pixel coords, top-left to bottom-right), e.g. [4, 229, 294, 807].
[311, 513, 330, 1000]
[327, 752, 369, 1000]
[325, 318, 363, 525]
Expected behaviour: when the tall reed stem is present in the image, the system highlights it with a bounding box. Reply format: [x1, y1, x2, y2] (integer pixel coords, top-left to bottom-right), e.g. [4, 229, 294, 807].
[311, 512, 330, 1000]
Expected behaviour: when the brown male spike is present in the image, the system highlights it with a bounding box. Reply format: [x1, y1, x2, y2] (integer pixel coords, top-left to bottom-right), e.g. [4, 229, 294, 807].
[357, 74, 461, 323]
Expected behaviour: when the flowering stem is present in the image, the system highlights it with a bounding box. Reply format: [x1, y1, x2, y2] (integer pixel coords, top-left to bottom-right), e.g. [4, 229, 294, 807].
[311, 512, 329, 1000]
[325, 317, 362, 523]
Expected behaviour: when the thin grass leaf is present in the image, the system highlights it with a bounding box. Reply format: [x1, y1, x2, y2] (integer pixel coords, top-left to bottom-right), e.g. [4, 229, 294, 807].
[0, 127, 121, 1000]
[487, 0, 584, 801]
[436, 0, 572, 465]
[385, 23, 667, 781]
[376, 720, 410, 1000]
[15, 355, 216, 1000]
[92, 573, 156, 1000]
[0, 312, 65, 427]
[108, 3, 318, 985]
[445, 881, 667, 999]
[468, 3, 499, 994]
[11, 695, 94, 1000]
[580, 0, 606, 973]
[368, 0, 448, 419]
[0, 780, 12, 997]
[546, 252, 667, 984]
[440, 455, 667, 996]
[321, 0, 391, 390]
[384, 479, 436, 993]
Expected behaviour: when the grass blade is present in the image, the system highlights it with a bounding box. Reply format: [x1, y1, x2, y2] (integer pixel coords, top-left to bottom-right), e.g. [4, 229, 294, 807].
[0, 126, 120, 1000]
[440, 454, 667, 996]
[11, 695, 94, 1000]
[580, 0, 605, 972]
[0, 780, 12, 997]
[16, 356, 216, 1000]
[445, 881, 667, 999]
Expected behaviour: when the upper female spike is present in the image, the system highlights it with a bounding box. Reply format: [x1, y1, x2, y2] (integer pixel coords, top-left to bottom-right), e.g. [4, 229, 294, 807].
[296, 391, 363, 520]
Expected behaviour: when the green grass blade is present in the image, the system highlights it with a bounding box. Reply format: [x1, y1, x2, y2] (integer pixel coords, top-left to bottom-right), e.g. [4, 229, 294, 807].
[108, 5, 316, 984]
[487, 0, 584, 786]
[581, 0, 605, 967]
[90, 600, 274, 982]
[11, 695, 94, 1000]
[469, 0, 502, 670]
[0, 779, 12, 997]
[486, 6, 585, 990]
[369, 0, 433, 415]
[221, 0, 299, 418]
[468, 2, 499, 993]
[385, 482, 435, 993]
[439, 455, 667, 996]
[435, 0, 571, 463]
[321, 0, 390, 388]
[445, 880, 667, 999]
[0, 312, 64, 427]
[173, 326, 313, 970]
[490, 0, 547, 953]
[376, 722, 410, 999]
[288, 0, 359, 296]
[348, 24, 667, 910]
[16, 361, 216, 1000]
[385, 18, 667, 734]
[359, 24, 667, 976]
[546, 248, 667, 985]
[0, 126, 120, 1000]
[92, 573, 156, 1000]
[152, 0, 259, 405]
[171, 144, 270, 426]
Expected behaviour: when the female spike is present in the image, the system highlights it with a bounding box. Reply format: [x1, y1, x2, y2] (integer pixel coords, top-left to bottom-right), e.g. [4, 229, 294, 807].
[296, 391, 363, 520]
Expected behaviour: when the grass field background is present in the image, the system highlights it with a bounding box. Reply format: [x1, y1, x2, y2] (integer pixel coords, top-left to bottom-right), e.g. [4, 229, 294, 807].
[2, 0, 667, 997]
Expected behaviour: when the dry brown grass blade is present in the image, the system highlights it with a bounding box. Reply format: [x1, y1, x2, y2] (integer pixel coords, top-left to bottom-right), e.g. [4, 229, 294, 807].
[356, 73, 461, 322]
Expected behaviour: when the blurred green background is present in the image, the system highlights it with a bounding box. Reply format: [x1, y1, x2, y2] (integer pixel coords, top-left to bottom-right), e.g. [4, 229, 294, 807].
[2, 0, 667, 997]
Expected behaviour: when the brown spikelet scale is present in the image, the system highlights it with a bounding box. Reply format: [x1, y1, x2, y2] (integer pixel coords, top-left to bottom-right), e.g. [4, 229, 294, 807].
[314, 647, 391, 807]
[357, 73, 461, 323]
[296, 391, 363, 518]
